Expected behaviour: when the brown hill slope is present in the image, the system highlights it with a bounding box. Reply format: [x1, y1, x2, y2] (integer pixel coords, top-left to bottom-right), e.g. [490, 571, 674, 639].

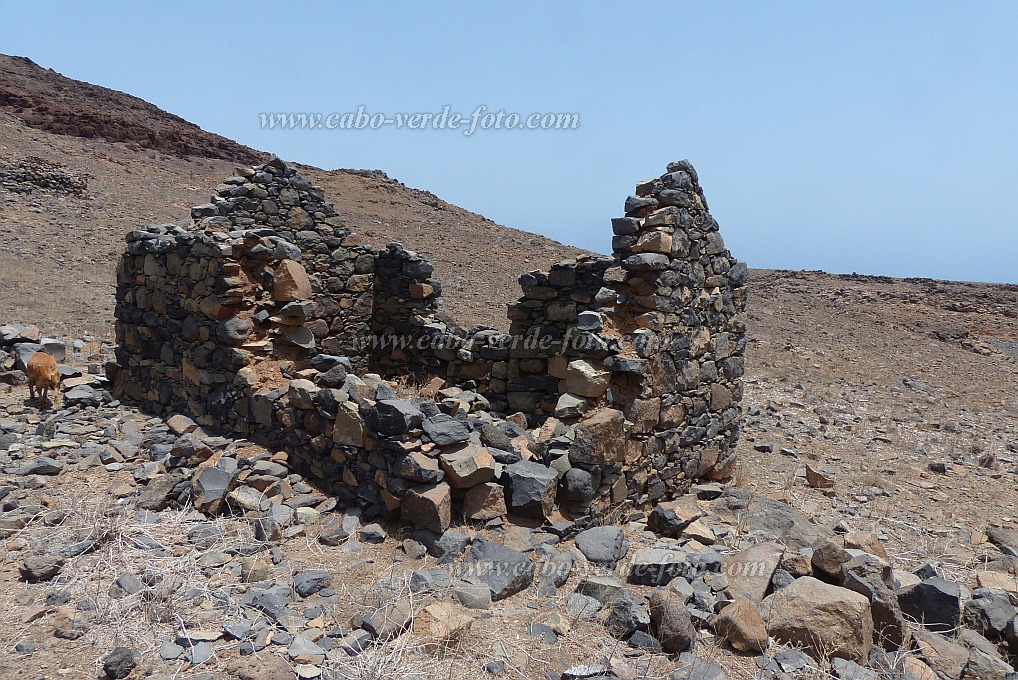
[0, 53, 1016, 432]
[2, 53, 1018, 679]
[0, 55, 585, 333]
[0, 54, 262, 164]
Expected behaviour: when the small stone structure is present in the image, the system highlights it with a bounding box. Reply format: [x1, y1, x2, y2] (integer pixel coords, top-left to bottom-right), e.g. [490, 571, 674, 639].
[112, 158, 746, 525]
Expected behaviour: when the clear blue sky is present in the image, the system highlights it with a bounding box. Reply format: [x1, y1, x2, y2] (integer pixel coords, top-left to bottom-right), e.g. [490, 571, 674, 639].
[3, 2, 1016, 283]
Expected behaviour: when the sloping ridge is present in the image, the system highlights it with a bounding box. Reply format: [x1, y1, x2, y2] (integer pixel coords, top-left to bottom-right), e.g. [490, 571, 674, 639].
[0, 54, 263, 164]
[0, 53, 586, 334]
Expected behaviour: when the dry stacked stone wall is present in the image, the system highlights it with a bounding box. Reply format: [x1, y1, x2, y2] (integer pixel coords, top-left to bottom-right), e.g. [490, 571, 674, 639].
[112, 158, 746, 526]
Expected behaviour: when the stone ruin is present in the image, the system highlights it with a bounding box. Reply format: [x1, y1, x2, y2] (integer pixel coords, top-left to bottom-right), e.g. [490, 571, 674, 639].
[111, 158, 747, 530]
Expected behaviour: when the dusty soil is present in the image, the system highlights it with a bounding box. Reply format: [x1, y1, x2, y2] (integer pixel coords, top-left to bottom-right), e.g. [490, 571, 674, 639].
[740, 270, 1018, 580]
[1, 52, 1018, 679]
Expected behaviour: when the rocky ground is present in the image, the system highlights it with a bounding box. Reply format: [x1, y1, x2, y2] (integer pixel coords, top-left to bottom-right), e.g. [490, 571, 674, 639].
[2, 305, 1018, 679]
[2, 50, 1018, 680]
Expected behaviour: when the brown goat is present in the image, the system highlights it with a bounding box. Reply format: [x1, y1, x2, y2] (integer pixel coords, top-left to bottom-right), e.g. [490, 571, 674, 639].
[27, 351, 60, 407]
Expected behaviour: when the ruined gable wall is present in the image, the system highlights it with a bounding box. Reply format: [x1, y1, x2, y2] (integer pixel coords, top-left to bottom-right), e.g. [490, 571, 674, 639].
[112, 159, 746, 522]
[493, 160, 747, 511]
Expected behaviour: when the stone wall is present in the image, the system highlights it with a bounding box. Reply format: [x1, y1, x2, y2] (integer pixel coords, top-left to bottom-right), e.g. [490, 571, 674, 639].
[496, 160, 748, 510]
[606, 160, 747, 500]
[112, 158, 746, 526]
[504, 256, 615, 415]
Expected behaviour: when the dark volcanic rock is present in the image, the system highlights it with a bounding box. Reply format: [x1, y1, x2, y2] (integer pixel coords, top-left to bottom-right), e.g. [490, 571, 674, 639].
[606, 591, 650, 639]
[102, 647, 137, 679]
[364, 399, 423, 436]
[898, 576, 962, 633]
[465, 538, 535, 601]
[505, 460, 557, 519]
[574, 526, 628, 567]
[293, 570, 332, 598]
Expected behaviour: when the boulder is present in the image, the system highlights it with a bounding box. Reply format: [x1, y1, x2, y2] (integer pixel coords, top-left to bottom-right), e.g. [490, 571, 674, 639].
[574, 526, 628, 567]
[422, 415, 470, 446]
[242, 584, 293, 622]
[964, 591, 1016, 639]
[607, 591, 651, 640]
[397, 451, 444, 484]
[987, 526, 1018, 555]
[430, 529, 471, 564]
[830, 658, 880, 680]
[361, 600, 412, 641]
[898, 576, 962, 633]
[562, 467, 596, 503]
[843, 531, 887, 558]
[555, 393, 587, 419]
[318, 509, 360, 546]
[365, 399, 424, 436]
[913, 630, 969, 680]
[0, 324, 40, 342]
[812, 538, 852, 579]
[216, 317, 252, 346]
[479, 422, 515, 452]
[760, 576, 873, 662]
[744, 497, 831, 549]
[0, 370, 26, 386]
[566, 592, 603, 621]
[723, 541, 784, 603]
[963, 648, 1015, 679]
[452, 584, 492, 610]
[138, 474, 184, 511]
[575, 575, 625, 605]
[15, 456, 64, 476]
[410, 566, 453, 593]
[624, 253, 670, 271]
[64, 385, 100, 407]
[462, 482, 506, 521]
[293, 570, 332, 598]
[287, 379, 319, 409]
[192, 466, 234, 512]
[401, 483, 451, 533]
[333, 401, 365, 447]
[11, 342, 43, 371]
[628, 548, 688, 587]
[648, 497, 705, 537]
[840, 554, 906, 649]
[315, 364, 348, 388]
[671, 653, 726, 680]
[565, 360, 610, 398]
[412, 602, 474, 653]
[282, 325, 316, 350]
[568, 408, 625, 466]
[287, 635, 325, 664]
[505, 460, 557, 518]
[252, 517, 281, 543]
[538, 550, 574, 594]
[19, 554, 65, 582]
[273, 260, 312, 301]
[439, 446, 495, 488]
[712, 597, 769, 653]
[805, 464, 834, 489]
[102, 647, 137, 679]
[649, 589, 695, 653]
[465, 538, 535, 601]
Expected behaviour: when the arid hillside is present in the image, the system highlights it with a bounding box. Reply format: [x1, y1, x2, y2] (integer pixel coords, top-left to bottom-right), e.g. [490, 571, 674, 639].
[2, 53, 1018, 680]
[0, 55, 585, 335]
